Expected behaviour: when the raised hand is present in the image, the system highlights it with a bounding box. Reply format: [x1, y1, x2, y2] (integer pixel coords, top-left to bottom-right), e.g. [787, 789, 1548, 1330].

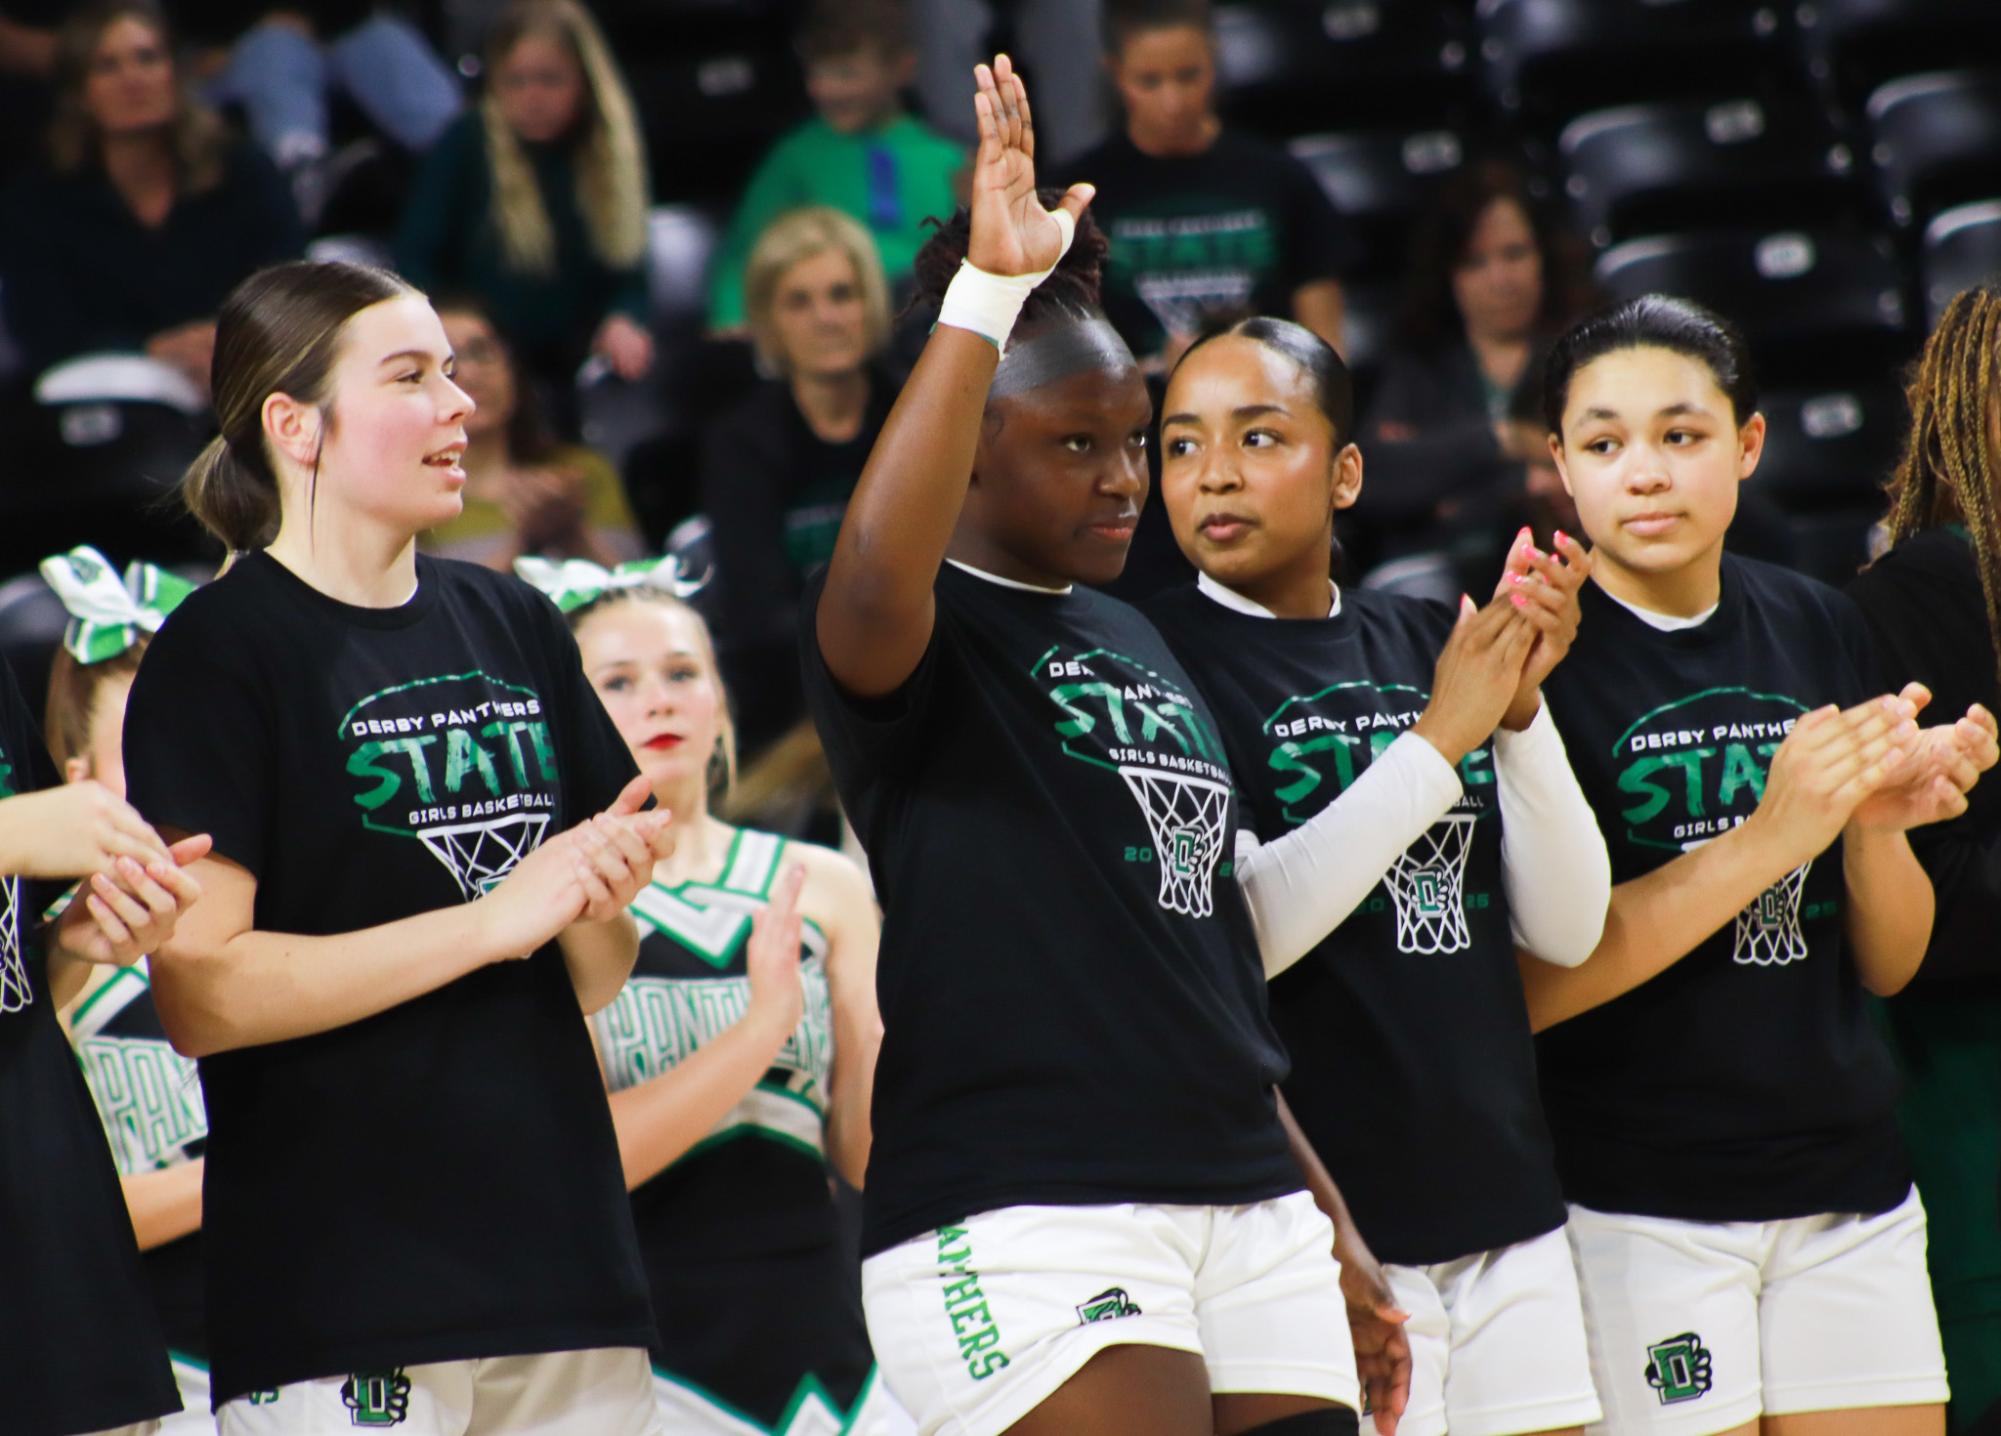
[743, 863, 807, 1043]
[1747, 694, 1916, 865]
[53, 833, 210, 968]
[1408, 595, 1537, 766]
[967, 54, 1094, 278]
[1850, 688, 1999, 833]
[1492, 527, 1591, 729]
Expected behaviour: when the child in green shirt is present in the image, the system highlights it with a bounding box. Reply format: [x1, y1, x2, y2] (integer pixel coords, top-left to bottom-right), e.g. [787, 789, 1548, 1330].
[707, 0, 965, 331]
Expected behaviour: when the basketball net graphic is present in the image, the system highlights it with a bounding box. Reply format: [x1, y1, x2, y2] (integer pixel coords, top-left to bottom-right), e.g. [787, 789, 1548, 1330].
[1681, 837, 1811, 966]
[1382, 814, 1478, 955]
[1733, 860, 1812, 966]
[1119, 766, 1231, 918]
[0, 877, 25, 1012]
[417, 813, 551, 901]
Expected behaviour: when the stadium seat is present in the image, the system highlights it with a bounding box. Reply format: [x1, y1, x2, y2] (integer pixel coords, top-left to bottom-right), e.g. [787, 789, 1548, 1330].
[626, 46, 808, 203]
[1787, 506, 1880, 588]
[1212, 2, 1478, 138]
[1754, 385, 1905, 513]
[1921, 199, 2001, 322]
[645, 204, 725, 336]
[1863, 69, 2001, 228]
[1791, 0, 2001, 117]
[0, 570, 70, 725]
[1593, 228, 1913, 389]
[1558, 98, 1860, 249]
[1290, 129, 1466, 280]
[1476, 0, 1784, 139]
[1337, 277, 1400, 412]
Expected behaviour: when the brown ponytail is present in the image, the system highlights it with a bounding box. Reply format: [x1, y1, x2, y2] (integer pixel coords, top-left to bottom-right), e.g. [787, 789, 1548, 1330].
[184, 260, 419, 551]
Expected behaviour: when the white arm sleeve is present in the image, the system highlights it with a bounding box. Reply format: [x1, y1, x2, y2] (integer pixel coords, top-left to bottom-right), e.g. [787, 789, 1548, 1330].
[1235, 731, 1463, 979]
[1494, 701, 1611, 967]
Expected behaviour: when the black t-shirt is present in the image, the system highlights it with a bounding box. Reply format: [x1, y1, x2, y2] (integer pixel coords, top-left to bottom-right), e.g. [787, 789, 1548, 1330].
[593, 827, 872, 1426]
[1059, 128, 1353, 356]
[0, 665, 179, 1435]
[122, 552, 654, 1403]
[701, 370, 896, 751]
[70, 961, 208, 1360]
[1848, 527, 2001, 986]
[1146, 583, 1565, 1266]
[802, 564, 1300, 1256]
[1537, 557, 1908, 1220]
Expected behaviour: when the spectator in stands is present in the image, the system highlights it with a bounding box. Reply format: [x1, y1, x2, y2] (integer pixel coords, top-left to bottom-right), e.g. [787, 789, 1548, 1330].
[0, 0, 301, 397]
[1848, 284, 2001, 1436]
[1345, 159, 1591, 584]
[701, 207, 895, 755]
[706, 0, 964, 333]
[421, 296, 644, 570]
[396, 0, 652, 397]
[199, 5, 461, 217]
[1059, 0, 1350, 369]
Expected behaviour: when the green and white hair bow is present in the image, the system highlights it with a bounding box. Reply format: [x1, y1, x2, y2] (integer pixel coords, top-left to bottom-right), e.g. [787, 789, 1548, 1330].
[512, 555, 708, 614]
[40, 546, 197, 664]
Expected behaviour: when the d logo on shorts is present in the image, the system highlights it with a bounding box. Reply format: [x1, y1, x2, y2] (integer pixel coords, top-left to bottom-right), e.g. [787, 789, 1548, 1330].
[1075, 1286, 1143, 1325]
[341, 1369, 412, 1426]
[1643, 1333, 1713, 1405]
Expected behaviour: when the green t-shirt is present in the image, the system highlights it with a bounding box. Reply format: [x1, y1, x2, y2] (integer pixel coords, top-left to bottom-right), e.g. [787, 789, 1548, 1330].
[708, 114, 965, 328]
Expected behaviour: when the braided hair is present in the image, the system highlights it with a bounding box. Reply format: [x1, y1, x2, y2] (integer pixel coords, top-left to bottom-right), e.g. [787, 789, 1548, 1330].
[1881, 285, 2001, 680]
[910, 195, 1111, 331]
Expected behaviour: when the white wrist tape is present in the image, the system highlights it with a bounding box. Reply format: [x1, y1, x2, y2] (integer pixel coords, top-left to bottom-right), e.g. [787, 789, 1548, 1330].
[935, 208, 1077, 351]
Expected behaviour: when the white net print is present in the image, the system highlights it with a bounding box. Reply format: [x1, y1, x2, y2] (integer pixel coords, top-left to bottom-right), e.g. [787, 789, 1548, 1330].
[0, 877, 25, 1013]
[418, 814, 551, 902]
[1383, 815, 1477, 955]
[1734, 859, 1811, 967]
[1119, 767, 1231, 918]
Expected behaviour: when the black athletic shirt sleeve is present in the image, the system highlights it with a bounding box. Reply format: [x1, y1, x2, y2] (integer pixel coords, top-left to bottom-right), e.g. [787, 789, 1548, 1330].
[123, 600, 276, 875]
[537, 588, 646, 819]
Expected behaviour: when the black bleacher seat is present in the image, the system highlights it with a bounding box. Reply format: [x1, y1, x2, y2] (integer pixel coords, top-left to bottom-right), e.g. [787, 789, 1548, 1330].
[1290, 129, 1466, 280]
[628, 46, 809, 204]
[1594, 228, 1913, 390]
[1755, 384, 1904, 514]
[1864, 69, 2001, 229]
[1792, 0, 2001, 118]
[1212, 2, 1478, 139]
[1558, 98, 1860, 250]
[1476, 0, 1786, 140]
[2, 398, 213, 577]
[1921, 199, 2001, 322]
[0, 570, 70, 727]
[1336, 277, 1400, 414]
[1787, 506, 1880, 588]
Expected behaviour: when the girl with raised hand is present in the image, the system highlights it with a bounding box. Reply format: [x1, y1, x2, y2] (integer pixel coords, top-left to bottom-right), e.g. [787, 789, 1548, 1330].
[1144, 315, 1610, 1436]
[0, 575, 211, 1436]
[803, 52, 1464, 1436]
[121, 260, 675, 1436]
[41, 545, 215, 1434]
[1523, 295, 1996, 1436]
[517, 555, 898, 1436]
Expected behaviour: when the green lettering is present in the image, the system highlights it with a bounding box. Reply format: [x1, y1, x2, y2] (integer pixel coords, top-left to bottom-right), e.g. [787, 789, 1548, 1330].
[1718, 742, 1769, 807]
[346, 736, 440, 810]
[1270, 732, 1360, 805]
[1049, 682, 1131, 742]
[444, 726, 502, 797]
